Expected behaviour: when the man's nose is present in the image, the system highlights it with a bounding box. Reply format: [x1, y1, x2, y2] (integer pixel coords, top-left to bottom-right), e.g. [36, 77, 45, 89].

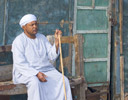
[33, 24, 37, 28]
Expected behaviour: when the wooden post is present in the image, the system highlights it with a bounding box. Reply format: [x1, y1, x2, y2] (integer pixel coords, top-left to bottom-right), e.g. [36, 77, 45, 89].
[120, 56, 124, 100]
[74, 35, 80, 76]
[119, 0, 124, 99]
[119, 0, 123, 55]
[73, 34, 87, 100]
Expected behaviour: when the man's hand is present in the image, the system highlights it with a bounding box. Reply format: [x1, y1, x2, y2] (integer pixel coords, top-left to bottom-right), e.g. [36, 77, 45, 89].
[55, 29, 62, 53]
[36, 72, 47, 82]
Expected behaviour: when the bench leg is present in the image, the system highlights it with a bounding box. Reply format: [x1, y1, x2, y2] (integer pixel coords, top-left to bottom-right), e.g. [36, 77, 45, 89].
[71, 83, 87, 100]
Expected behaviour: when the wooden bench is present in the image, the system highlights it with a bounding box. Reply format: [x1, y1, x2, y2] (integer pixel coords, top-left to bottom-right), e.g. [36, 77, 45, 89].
[0, 35, 87, 100]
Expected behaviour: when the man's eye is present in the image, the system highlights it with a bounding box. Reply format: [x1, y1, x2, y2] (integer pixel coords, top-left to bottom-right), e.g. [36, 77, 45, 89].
[29, 24, 33, 26]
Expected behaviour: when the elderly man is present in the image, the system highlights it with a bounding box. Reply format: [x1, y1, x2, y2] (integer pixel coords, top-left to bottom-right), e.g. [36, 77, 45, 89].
[11, 14, 72, 100]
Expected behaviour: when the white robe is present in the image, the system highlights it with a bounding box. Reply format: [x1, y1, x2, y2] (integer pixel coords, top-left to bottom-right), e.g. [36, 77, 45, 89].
[11, 32, 72, 100]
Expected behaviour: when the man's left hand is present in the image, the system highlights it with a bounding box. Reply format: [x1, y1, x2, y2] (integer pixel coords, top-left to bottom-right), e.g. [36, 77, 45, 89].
[54, 29, 62, 53]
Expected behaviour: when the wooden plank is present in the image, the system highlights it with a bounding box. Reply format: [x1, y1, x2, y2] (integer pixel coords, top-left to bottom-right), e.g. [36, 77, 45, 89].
[120, 56, 124, 100]
[0, 77, 86, 95]
[70, 77, 84, 86]
[80, 82, 87, 100]
[61, 36, 74, 44]
[119, 0, 123, 54]
[77, 35, 87, 100]
[0, 64, 12, 82]
[76, 30, 108, 34]
[0, 45, 11, 52]
[74, 35, 80, 76]
[77, 6, 108, 10]
[77, 35, 84, 76]
[0, 81, 27, 95]
[74, 34, 86, 77]
[71, 80, 87, 100]
[83, 58, 107, 62]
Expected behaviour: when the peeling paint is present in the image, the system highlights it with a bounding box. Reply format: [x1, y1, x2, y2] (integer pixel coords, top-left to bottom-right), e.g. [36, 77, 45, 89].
[60, 19, 65, 28]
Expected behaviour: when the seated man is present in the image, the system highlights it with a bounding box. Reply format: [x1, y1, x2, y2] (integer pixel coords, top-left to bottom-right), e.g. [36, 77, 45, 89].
[11, 14, 72, 100]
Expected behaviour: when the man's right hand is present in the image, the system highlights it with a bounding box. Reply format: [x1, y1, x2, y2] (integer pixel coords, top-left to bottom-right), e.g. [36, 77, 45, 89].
[36, 72, 47, 82]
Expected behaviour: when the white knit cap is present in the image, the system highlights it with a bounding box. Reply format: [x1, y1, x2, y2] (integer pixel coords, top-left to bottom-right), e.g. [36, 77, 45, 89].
[19, 14, 37, 27]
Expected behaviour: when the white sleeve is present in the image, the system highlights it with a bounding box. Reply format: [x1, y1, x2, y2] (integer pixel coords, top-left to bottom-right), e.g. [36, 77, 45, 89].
[12, 39, 39, 77]
[43, 36, 59, 61]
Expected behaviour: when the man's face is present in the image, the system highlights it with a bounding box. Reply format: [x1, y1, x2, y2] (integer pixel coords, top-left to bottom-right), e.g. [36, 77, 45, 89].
[23, 21, 38, 35]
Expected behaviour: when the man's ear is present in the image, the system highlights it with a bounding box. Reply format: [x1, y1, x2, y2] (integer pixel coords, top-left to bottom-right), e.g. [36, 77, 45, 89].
[22, 26, 25, 30]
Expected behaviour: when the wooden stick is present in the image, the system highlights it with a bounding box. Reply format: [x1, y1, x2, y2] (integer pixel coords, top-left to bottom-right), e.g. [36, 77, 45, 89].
[58, 35, 67, 100]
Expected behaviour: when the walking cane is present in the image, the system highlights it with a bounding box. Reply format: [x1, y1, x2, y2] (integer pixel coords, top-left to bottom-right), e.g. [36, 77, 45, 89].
[58, 35, 67, 100]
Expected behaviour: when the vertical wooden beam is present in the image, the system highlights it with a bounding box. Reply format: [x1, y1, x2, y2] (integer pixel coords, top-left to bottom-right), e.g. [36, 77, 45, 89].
[120, 56, 124, 100]
[119, 0, 123, 55]
[74, 35, 80, 76]
[112, 0, 117, 99]
[74, 34, 84, 76]
[69, 23, 73, 74]
[74, 34, 87, 100]
[111, 0, 121, 99]
[77, 35, 84, 76]
[119, 0, 124, 99]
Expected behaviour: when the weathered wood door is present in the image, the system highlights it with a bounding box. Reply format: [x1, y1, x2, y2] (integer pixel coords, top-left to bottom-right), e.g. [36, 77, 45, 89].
[73, 0, 111, 87]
